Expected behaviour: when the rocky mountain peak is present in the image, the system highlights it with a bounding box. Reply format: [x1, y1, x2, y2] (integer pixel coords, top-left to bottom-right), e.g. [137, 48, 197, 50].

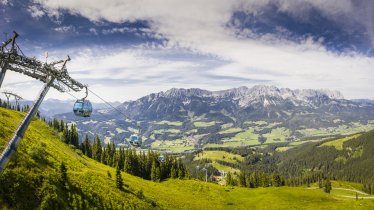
[163, 88, 210, 98]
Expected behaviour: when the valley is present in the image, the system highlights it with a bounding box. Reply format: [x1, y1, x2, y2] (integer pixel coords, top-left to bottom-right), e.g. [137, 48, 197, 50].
[1, 107, 374, 209]
[57, 86, 374, 153]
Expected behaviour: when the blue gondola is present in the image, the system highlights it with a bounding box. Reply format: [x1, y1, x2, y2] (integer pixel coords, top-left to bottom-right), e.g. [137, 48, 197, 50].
[73, 86, 92, 117]
[129, 134, 142, 147]
[158, 154, 165, 162]
[73, 99, 92, 117]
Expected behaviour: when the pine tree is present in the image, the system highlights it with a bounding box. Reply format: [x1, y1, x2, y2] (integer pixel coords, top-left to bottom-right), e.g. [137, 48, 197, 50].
[226, 172, 233, 186]
[105, 143, 112, 166]
[59, 120, 64, 132]
[110, 142, 116, 167]
[82, 134, 92, 158]
[272, 172, 282, 187]
[118, 147, 124, 171]
[63, 124, 70, 144]
[69, 124, 79, 147]
[318, 178, 323, 189]
[124, 149, 131, 174]
[248, 172, 256, 188]
[170, 165, 177, 179]
[324, 179, 332, 193]
[239, 170, 246, 187]
[151, 160, 160, 182]
[92, 135, 102, 161]
[101, 148, 107, 165]
[116, 164, 123, 190]
[60, 162, 68, 186]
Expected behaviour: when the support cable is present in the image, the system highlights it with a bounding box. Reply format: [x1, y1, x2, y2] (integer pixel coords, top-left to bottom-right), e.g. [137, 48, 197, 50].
[87, 88, 134, 122]
[64, 90, 135, 148]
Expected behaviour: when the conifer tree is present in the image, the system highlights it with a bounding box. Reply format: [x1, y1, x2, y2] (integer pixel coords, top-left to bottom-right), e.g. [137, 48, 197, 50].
[170, 165, 177, 179]
[59, 120, 64, 132]
[92, 135, 102, 161]
[116, 164, 123, 190]
[324, 179, 332, 193]
[272, 172, 282, 187]
[117, 147, 124, 171]
[151, 160, 160, 182]
[60, 162, 68, 186]
[239, 170, 246, 187]
[226, 172, 233, 186]
[82, 134, 92, 158]
[101, 148, 107, 165]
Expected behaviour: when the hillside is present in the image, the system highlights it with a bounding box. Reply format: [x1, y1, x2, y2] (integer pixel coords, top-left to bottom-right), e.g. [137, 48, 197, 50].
[277, 130, 374, 184]
[57, 85, 374, 152]
[0, 107, 155, 209]
[1, 107, 374, 209]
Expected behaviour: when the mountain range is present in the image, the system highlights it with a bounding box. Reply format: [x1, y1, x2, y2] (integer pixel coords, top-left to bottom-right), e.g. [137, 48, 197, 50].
[56, 85, 374, 150]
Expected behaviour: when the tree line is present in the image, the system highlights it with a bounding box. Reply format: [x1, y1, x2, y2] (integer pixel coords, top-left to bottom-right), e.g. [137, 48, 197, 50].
[80, 134, 188, 182]
[0, 99, 31, 112]
[47, 118, 188, 182]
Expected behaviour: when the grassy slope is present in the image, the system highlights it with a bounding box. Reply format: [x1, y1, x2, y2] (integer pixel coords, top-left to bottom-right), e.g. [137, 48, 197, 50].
[194, 151, 244, 174]
[320, 134, 361, 150]
[0, 108, 155, 209]
[1, 108, 374, 209]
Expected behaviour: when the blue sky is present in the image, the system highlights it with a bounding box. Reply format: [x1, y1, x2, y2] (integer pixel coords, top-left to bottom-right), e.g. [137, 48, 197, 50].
[1, 0, 374, 102]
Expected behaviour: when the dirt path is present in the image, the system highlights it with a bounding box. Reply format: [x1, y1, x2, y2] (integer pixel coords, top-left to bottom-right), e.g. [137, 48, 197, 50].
[333, 187, 369, 195]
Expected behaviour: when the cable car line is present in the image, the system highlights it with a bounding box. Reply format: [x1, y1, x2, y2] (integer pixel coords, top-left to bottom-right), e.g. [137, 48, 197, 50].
[65, 88, 143, 149]
[87, 88, 132, 121]
[86, 88, 145, 148]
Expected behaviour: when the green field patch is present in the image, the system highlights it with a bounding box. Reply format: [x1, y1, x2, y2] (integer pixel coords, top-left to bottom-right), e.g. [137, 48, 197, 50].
[220, 123, 233, 129]
[194, 151, 244, 163]
[204, 139, 260, 148]
[211, 162, 239, 174]
[218, 127, 242, 134]
[185, 129, 198, 134]
[153, 129, 181, 134]
[234, 128, 259, 141]
[335, 122, 374, 135]
[82, 120, 98, 124]
[244, 121, 268, 125]
[289, 139, 323, 146]
[263, 128, 292, 143]
[151, 139, 194, 152]
[127, 126, 138, 133]
[320, 134, 361, 150]
[115, 127, 126, 134]
[352, 147, 363, 158]
[297, 123, 374, 140]
[154, 120, 183, 126]
[296, 128, 331, 137]
[193, 121, 216, 127]
[335, 156, 347, 164]
[276, 146, 293, 152]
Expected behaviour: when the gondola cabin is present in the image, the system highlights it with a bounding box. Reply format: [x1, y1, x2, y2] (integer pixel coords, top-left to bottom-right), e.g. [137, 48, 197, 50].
[73, 99, 92, 117]
[158, 154, 165, 162]
[129, 134, 141, 147]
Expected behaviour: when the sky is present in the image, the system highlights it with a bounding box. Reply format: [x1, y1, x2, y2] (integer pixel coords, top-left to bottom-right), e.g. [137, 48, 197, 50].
[1, 0, 374, 102]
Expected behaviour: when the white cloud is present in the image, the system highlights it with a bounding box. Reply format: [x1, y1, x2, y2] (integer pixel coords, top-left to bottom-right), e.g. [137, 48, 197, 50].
[89, 28, 98, 35]
[102, 27, 137, 35]
[27, 5, 45, 18]
[0, 0, 8, 5]
[24, 0, 374, 100]
[54, 25, 75, 33]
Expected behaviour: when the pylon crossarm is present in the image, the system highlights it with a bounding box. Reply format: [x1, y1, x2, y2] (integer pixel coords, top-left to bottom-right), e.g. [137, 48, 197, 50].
[0, 31, 18, 52]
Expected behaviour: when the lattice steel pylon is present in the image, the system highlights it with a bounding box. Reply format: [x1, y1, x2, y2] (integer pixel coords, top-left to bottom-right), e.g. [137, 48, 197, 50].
[0, 31, 87, 173]
[2, 91, 23, 109]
